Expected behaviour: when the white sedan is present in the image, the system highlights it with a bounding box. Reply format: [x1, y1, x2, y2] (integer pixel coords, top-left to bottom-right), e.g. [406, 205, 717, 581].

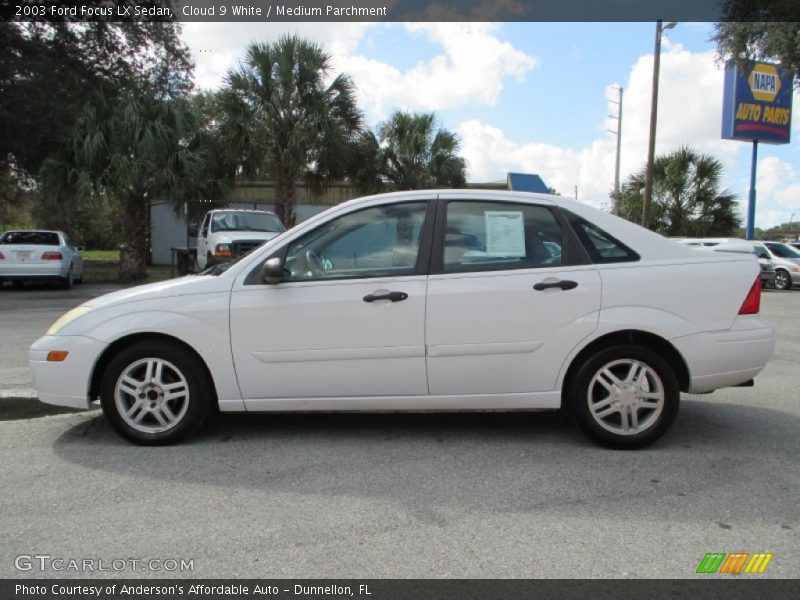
[0, 230, 84, 288]
[29, 191, 775, 448]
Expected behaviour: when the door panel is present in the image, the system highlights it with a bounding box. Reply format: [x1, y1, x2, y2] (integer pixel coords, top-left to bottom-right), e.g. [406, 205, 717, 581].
[230, 277, 428, 400]
[426, 267, 601, 395]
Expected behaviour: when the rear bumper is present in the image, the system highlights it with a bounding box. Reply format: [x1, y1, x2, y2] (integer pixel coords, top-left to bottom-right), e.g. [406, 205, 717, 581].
[0, 262, 69, 279]
[673, 316, 775, 394]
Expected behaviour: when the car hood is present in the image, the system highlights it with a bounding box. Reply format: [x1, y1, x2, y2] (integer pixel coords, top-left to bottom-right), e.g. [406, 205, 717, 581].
[82, 275, 231, 311]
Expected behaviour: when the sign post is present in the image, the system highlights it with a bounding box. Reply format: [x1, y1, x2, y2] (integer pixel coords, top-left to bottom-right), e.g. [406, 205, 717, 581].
[721, 60, 793, 239]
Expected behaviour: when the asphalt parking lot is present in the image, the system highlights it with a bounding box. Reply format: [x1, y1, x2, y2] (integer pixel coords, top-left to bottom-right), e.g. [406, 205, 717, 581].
[0, 283, 798, 578]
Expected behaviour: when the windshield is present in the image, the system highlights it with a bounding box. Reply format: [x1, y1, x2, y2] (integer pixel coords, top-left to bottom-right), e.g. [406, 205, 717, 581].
[765, 242, 800, 259]
[211, 211, 284, 233]
[1, 231, 60, 245]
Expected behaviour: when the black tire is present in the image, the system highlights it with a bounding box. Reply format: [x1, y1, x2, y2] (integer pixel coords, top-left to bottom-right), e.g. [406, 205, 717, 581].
[567, 344, 680, 449]
[774, 270, 792, 291]
[62, 265, 74, 289]
[99, 340, 213, 445]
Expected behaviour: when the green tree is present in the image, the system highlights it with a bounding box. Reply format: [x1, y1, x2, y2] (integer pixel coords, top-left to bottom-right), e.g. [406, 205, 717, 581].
[347, 131, 386, 195]
[712, 1, 800, 83]
[614, 147, 741, 237]
[377, 111, 467, 190]
[42, 93, 205, 282]
[222, 35, 363, 227]
[0, 22, 193, 181]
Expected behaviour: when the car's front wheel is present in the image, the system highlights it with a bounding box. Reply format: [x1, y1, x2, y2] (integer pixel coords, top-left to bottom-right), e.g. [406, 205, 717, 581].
[774, 270, 792, 291]
[568, 344, 679, 449]
[100, 340, 213, 445]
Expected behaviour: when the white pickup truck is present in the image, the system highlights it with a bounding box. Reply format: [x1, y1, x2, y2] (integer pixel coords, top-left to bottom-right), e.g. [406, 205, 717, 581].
[195, 209, 285, 270]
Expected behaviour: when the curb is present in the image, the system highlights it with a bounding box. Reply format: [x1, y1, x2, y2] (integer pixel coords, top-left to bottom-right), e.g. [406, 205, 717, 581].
[0, 388, 37, 400]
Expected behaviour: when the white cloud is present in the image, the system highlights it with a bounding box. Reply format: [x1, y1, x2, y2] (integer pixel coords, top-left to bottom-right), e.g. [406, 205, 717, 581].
[757, 156, 795, 199]
[335, 23, 537, 118]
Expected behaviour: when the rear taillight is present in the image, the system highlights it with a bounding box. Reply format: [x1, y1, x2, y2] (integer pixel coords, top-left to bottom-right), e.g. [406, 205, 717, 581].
[738, 276, 761, 315]
[41, 251, 63, 260]
[0, 251, 4, 260]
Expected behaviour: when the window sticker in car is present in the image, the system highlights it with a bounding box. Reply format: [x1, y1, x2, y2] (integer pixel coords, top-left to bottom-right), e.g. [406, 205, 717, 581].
[484, 211, 525, 257]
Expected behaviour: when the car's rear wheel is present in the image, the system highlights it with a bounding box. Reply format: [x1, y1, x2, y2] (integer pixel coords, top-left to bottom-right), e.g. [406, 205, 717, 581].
[774, 270, 792, 291]
[568, 344, 679, 449]
[100, 340, 213, 445]
[62, 265, 74, 289]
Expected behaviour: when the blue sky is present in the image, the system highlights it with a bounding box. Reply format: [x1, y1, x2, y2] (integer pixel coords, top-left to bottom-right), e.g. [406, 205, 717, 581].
[183, 22, 800, 229]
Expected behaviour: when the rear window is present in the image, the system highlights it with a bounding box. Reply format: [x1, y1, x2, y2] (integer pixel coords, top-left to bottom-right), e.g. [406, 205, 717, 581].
[562, 211, 639, 264]
[1, 231, 60, 245]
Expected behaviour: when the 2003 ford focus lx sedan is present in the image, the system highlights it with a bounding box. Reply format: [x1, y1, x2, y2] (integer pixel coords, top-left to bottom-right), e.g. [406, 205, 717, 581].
[29, 190, 775, 448]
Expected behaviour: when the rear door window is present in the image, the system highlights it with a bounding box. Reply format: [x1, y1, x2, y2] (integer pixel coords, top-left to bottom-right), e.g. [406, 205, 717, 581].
[441, 201, 564, 273]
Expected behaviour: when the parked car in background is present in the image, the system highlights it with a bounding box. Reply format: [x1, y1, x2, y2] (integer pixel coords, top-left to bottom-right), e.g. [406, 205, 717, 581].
[30, 190, 774, 449]
[0, 230, 83, 289]
[672, 238, 776, 288]
[194, 209, 285, 270]
[753, 241, 800, 291]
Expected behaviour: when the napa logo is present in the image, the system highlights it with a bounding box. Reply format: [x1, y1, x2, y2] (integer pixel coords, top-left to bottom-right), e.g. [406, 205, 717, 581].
[748, 63, 781, 102]
[696, 552, 773, 575]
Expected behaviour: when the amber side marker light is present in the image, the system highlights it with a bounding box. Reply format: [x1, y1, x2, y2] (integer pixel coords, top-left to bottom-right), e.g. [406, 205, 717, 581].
[46, 351, 69, 362]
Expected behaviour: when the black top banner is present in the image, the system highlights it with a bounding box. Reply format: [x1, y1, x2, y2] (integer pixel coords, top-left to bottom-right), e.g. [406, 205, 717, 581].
[2, 0, 799, 23]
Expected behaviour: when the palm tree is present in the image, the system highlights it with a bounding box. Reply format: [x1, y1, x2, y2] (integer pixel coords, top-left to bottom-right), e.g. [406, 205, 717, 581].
[42, 92, 205, 282]
[223, 36, 362, 227]
[378, 111, 466, 190]
[615, 147, 740, 237]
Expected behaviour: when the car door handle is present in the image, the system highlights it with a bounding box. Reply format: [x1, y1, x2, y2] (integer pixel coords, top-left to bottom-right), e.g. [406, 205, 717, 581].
[533, 280, 579, 291]
[363, 291, 408, 303]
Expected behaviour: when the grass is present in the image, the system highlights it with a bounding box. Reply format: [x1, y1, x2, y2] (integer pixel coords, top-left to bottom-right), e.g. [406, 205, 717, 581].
[81, 249, 119, 260]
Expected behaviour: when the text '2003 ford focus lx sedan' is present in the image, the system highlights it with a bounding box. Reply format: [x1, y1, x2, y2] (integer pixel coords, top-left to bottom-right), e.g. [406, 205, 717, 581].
[29, 190, 775, 448]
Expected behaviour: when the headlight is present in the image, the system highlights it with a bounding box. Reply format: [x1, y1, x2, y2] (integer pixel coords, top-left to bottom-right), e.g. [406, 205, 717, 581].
[214, 243, 232, 257]
[46, 306, 93, 335]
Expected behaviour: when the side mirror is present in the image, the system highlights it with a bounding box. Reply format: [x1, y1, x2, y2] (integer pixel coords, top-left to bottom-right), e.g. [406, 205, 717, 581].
[188, 224, 198, 237]
[260, 257, 286, 284]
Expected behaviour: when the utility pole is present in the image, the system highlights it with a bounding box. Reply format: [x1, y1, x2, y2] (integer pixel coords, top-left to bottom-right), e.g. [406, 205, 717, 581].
[642, 20, 676, 229]
[608, 86, 624, 214]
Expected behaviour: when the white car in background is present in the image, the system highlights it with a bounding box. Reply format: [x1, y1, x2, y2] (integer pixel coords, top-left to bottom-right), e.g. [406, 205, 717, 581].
[29, 191, 774, 448]
[0, 230, 83, 288]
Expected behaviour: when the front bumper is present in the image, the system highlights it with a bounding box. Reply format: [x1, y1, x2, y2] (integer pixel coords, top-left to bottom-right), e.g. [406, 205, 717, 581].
[29, 335, 108, 409]
[673, 316, 775, 394]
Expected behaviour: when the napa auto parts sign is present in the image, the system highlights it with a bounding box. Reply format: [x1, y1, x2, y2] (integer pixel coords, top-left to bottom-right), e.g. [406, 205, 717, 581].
[722, 60, 793, 144]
